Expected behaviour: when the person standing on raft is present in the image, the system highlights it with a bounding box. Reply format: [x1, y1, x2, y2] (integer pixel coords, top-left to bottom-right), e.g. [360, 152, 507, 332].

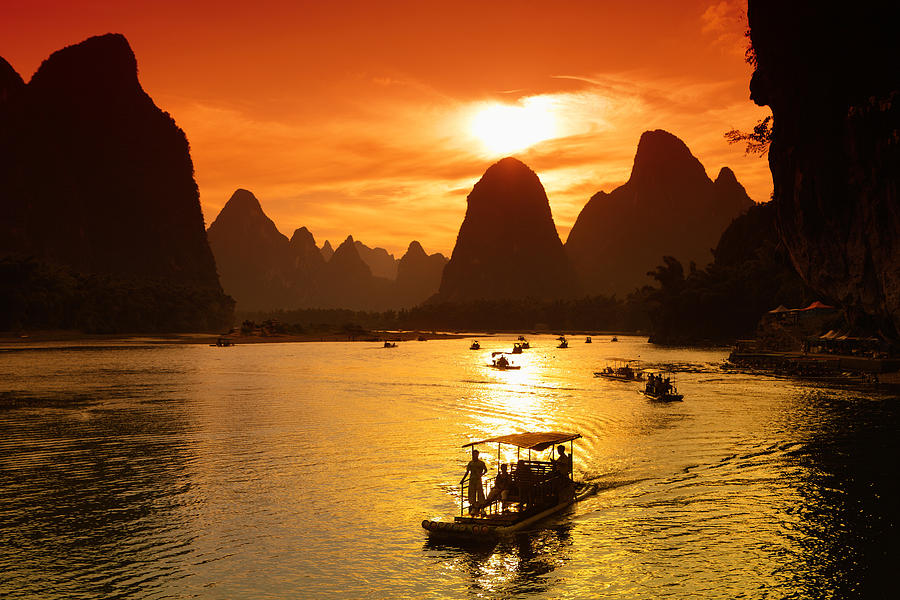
[461, 449, 488, 514]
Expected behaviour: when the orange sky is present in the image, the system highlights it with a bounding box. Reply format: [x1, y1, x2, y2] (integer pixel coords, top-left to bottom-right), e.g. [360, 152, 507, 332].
[2, 0, 770, 257]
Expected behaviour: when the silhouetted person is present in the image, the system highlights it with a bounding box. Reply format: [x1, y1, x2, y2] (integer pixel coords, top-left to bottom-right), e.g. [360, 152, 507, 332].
[461, 449, 487, 514]
[554, 445, 571, 479]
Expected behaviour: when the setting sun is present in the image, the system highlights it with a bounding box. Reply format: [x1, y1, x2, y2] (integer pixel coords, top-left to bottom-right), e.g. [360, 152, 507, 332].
[470, 98, 557, 155]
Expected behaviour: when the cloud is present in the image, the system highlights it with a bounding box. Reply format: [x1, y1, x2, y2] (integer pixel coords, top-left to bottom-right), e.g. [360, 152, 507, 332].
[701, 0, 748, 57]
[171, 67, 771, 256]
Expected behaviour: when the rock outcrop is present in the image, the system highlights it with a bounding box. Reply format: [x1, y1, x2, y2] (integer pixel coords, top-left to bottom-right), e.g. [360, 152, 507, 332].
[748, 0, 900, 337]
[437, 157, 580, 301]
[0, 34, 232, 332]
[565, 130, 754, 296]
[395, 241, 448, 307]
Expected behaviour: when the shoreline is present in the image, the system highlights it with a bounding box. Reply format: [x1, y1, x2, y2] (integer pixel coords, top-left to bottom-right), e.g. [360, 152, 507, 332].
[0, 329, 635, 351]
[0, 330, 471, 350]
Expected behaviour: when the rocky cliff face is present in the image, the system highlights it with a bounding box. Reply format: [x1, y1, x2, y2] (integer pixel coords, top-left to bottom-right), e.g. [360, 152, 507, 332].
[437, 157, 580, 301]
[0, 34, 232, 331]
[748, 0, 900, 337]
[565, 130, 753, 296]
[395, 241, 447, 307]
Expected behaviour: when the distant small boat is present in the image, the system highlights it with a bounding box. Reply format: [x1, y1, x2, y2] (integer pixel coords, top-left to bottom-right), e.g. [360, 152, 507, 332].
[521, 341, 530, 349]
[417, 336, 427, 341]
[585, 336, 592, 343]
[611, 336, 618, 342]
[490, 354, 520, 370]
[384, 341, 398, 348]
[517, 335, 526, 341]
[557, 339, 568, 349]
[511, 343, 524, 354]
[470, 341, 481, 350]
[210, 337, 235, 347]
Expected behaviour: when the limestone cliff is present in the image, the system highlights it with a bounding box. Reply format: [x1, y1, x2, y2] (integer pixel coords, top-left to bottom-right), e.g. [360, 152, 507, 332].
[748, 0, 900, 337]
[0, 34, 232, 331]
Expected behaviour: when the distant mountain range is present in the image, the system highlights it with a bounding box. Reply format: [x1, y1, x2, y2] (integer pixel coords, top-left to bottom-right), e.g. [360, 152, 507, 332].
[207, 189, 447, 311]
[0, 32, 761, 327]
[211, 132, 756, 311]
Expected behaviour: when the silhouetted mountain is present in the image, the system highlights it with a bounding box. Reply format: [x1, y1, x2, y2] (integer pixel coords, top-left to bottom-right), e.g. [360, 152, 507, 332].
[396, 241, 448, 307]
[437, 157, 580, 301]
[290, 227, 326, 270]
[321, 240, 334, 261]
[320, 236, 395, 310]
[353, 240, 398, 280]
[565, 130, 754, 296]
[749, 0, 900, 339]
[0, 57, 24, 103]
[206, 189, 299, 310]
[0, 34, 232, 332]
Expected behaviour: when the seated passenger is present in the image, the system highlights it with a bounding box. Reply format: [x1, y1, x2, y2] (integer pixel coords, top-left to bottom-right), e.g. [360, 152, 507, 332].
[476, 464, 512, 511]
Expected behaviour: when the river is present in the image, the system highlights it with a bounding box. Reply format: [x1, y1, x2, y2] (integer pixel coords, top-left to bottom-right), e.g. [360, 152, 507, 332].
[0, 335, 896, 599]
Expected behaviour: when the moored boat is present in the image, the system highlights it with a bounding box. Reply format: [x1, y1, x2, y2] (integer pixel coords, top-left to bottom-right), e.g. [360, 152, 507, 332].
[470, 341, 481, 350]
[422, 431, 585, 542]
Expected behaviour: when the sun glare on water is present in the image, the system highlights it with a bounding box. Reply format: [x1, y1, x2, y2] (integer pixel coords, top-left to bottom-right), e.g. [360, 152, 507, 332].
[470, 98, 557, 155]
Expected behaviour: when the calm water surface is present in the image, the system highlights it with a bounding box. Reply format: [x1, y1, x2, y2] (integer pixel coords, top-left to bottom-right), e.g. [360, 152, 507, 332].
[0, 335, 896, 599]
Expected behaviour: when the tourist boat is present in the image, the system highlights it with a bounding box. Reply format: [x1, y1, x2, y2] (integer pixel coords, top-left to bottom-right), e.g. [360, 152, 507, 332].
[557, 338, 568, 349]
[611, 336, 618, 342]
[585, 336, 592, 343]
[489, 353, 520, 370]
[511, 342, 524, 354]
[594, 358, 643, 381]
[517, 335, 526, 341]
[210, 336, 235, 347]
[422, 431, 587, 542]
[384, 341, 398, 348]
[470, 341, 481, 350]
[521, 340, 530, 349]
[642, 369, 684, 401]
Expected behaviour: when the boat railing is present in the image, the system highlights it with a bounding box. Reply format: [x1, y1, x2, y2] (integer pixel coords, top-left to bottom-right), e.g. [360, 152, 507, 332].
[459, 459, 572, 517]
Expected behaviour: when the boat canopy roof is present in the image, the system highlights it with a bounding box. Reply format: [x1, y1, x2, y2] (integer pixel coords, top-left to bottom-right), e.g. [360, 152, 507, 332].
[463, 431, 581, 452]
